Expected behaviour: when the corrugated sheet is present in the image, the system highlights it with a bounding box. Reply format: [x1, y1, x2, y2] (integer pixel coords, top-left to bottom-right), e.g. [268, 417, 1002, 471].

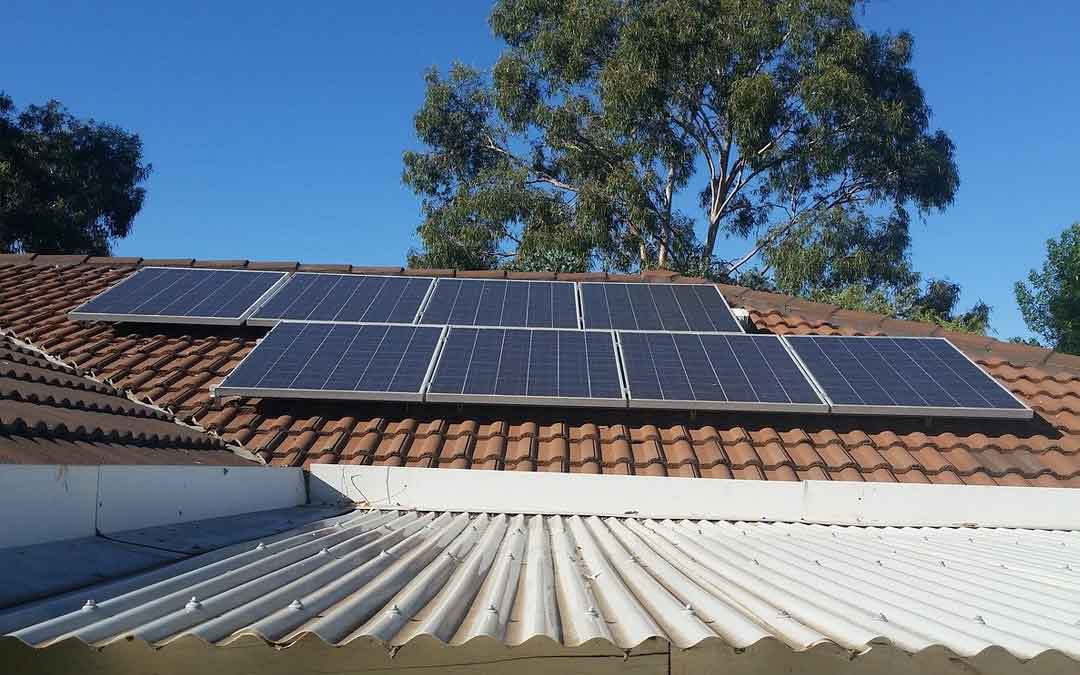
[3, 509, 1080, 660]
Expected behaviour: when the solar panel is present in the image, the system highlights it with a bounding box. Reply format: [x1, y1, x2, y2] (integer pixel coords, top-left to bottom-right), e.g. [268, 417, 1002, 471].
[68, 267, 288, 325]
[418, 279, 579, 328]
[426, 327, 624, 407]
[618, 331, 827, 412]
[785, 336, 1032, 419]
[248, 273, 434, 326]
[581, 282, 742, 333]
[214, 322, 444, 401]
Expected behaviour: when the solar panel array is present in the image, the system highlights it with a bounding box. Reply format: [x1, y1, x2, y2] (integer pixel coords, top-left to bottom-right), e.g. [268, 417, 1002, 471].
[426, 328, 623, 406]
[785, 336, 1031, 419]
[71, 267, 1030, 419]
[69, 267, 287, 325]
[248, 273, 432, 325]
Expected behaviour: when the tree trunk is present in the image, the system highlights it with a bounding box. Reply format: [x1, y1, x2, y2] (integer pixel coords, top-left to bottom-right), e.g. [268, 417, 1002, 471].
[657, 168, 674, 268]
[702, 215, 721, 269]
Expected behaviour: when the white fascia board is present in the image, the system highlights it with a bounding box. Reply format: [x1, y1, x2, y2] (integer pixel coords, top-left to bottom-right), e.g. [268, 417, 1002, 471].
[95, 466, 306, 534]
[308, 464, 1080, 530]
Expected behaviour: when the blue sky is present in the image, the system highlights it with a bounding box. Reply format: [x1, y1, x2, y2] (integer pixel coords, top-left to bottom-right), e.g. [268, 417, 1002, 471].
[3, 1, 1077, 340]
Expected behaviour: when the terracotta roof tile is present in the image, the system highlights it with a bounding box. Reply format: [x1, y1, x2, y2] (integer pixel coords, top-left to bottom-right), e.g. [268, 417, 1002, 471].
[0, 332, 250, 464]
[4, 258, 1080, 485]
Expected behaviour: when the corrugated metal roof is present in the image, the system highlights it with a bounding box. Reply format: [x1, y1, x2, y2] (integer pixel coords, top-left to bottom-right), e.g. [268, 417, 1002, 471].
[3, 508, 1080, 661]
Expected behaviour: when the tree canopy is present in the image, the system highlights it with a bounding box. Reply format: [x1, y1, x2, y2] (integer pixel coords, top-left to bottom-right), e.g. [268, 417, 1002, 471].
[0, 92, 151, 256]
[404, 0, 958, 290]
[1015, 224, 1080, 354]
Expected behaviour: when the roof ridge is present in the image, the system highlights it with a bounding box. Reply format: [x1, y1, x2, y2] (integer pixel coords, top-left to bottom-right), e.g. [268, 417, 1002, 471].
[2, 252, 1076, 375]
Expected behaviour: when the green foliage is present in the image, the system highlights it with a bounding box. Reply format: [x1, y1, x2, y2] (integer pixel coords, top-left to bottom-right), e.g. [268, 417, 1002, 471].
[404, 0, 959, 289]
[0, 92, 150, 256]
[739, 269, 992, 335]
[1009, 336, 1043, 347]
[1015, 224, 1080, 354]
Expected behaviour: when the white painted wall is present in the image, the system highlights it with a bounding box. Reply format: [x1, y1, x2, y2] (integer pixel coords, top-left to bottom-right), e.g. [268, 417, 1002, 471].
[308, 464, 1080, 530]
[95, 466, 306, 533]
[0, 465, 305, 549]
[0, 465, 99, 547]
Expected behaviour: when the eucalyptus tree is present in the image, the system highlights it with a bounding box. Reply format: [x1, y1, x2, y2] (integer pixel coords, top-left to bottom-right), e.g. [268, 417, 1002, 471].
[404, 0, 958, 285]
[1015, 224, 1080, 354]
[0, 92, 150, 256]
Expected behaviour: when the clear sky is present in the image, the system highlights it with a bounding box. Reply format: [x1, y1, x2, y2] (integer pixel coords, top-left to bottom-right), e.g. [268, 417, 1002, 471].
[3, 1, 1077, 340]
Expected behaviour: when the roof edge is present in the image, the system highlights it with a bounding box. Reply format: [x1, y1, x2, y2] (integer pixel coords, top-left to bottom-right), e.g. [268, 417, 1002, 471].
[310, 464, 1080, 530]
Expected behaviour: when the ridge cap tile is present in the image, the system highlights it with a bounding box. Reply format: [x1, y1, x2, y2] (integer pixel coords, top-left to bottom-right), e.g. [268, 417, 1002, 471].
[878, 318, 941, 337]
[86, 256, 143, 266]
[297, 263, 351, 273]
[29, 255, 89, 266]
[1044, 351, 1080, 372]
[458, 269, 507, 279]
[246, 261, 299, 271]
[192, 260, 249, 269]
[354, 264, 406, 272]
[0, 253, 37, 263]
[140, 258, 195, 267]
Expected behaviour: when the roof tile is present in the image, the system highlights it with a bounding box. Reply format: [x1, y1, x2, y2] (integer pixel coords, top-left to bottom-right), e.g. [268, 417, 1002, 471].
[3, 258, 1079, 485]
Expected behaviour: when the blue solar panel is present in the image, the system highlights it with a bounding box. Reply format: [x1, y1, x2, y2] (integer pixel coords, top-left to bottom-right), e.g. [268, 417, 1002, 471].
[418, 279, 579, 328]
[618, 332, 826, 411]
[426, 327, 624, 406]
[68, 267, 288, 325]
[215, 322, 443, 401]
[248, 274, 433, 325]
[581, 283, 742, 332]
[785, 336, 1031, 419]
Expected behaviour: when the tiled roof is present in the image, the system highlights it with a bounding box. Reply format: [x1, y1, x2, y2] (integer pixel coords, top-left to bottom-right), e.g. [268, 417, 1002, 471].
[0, 314, 253, 465]
[1, 252, 1078, 485]
[4, 506, 1079, 662]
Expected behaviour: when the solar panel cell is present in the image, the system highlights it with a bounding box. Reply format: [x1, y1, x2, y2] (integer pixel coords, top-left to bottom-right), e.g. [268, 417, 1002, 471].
[579, 284, 610, 330]
[462, 328, 503, 395]
[618, 332, 827, 412]
[650, 285, 690, 332]
[500, 282, 529, 327]
[648, 333, 695, 401]
[495, 329, 530, 395]
[69, 267, 287, 325]
[585, 332, 623, 398]
[558, 331, 590, 399]
[427, 327, 624, 406]
[580, 282, 742, 333]
[618, 332, 663, 401]
[785, 336, 1031, 418]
